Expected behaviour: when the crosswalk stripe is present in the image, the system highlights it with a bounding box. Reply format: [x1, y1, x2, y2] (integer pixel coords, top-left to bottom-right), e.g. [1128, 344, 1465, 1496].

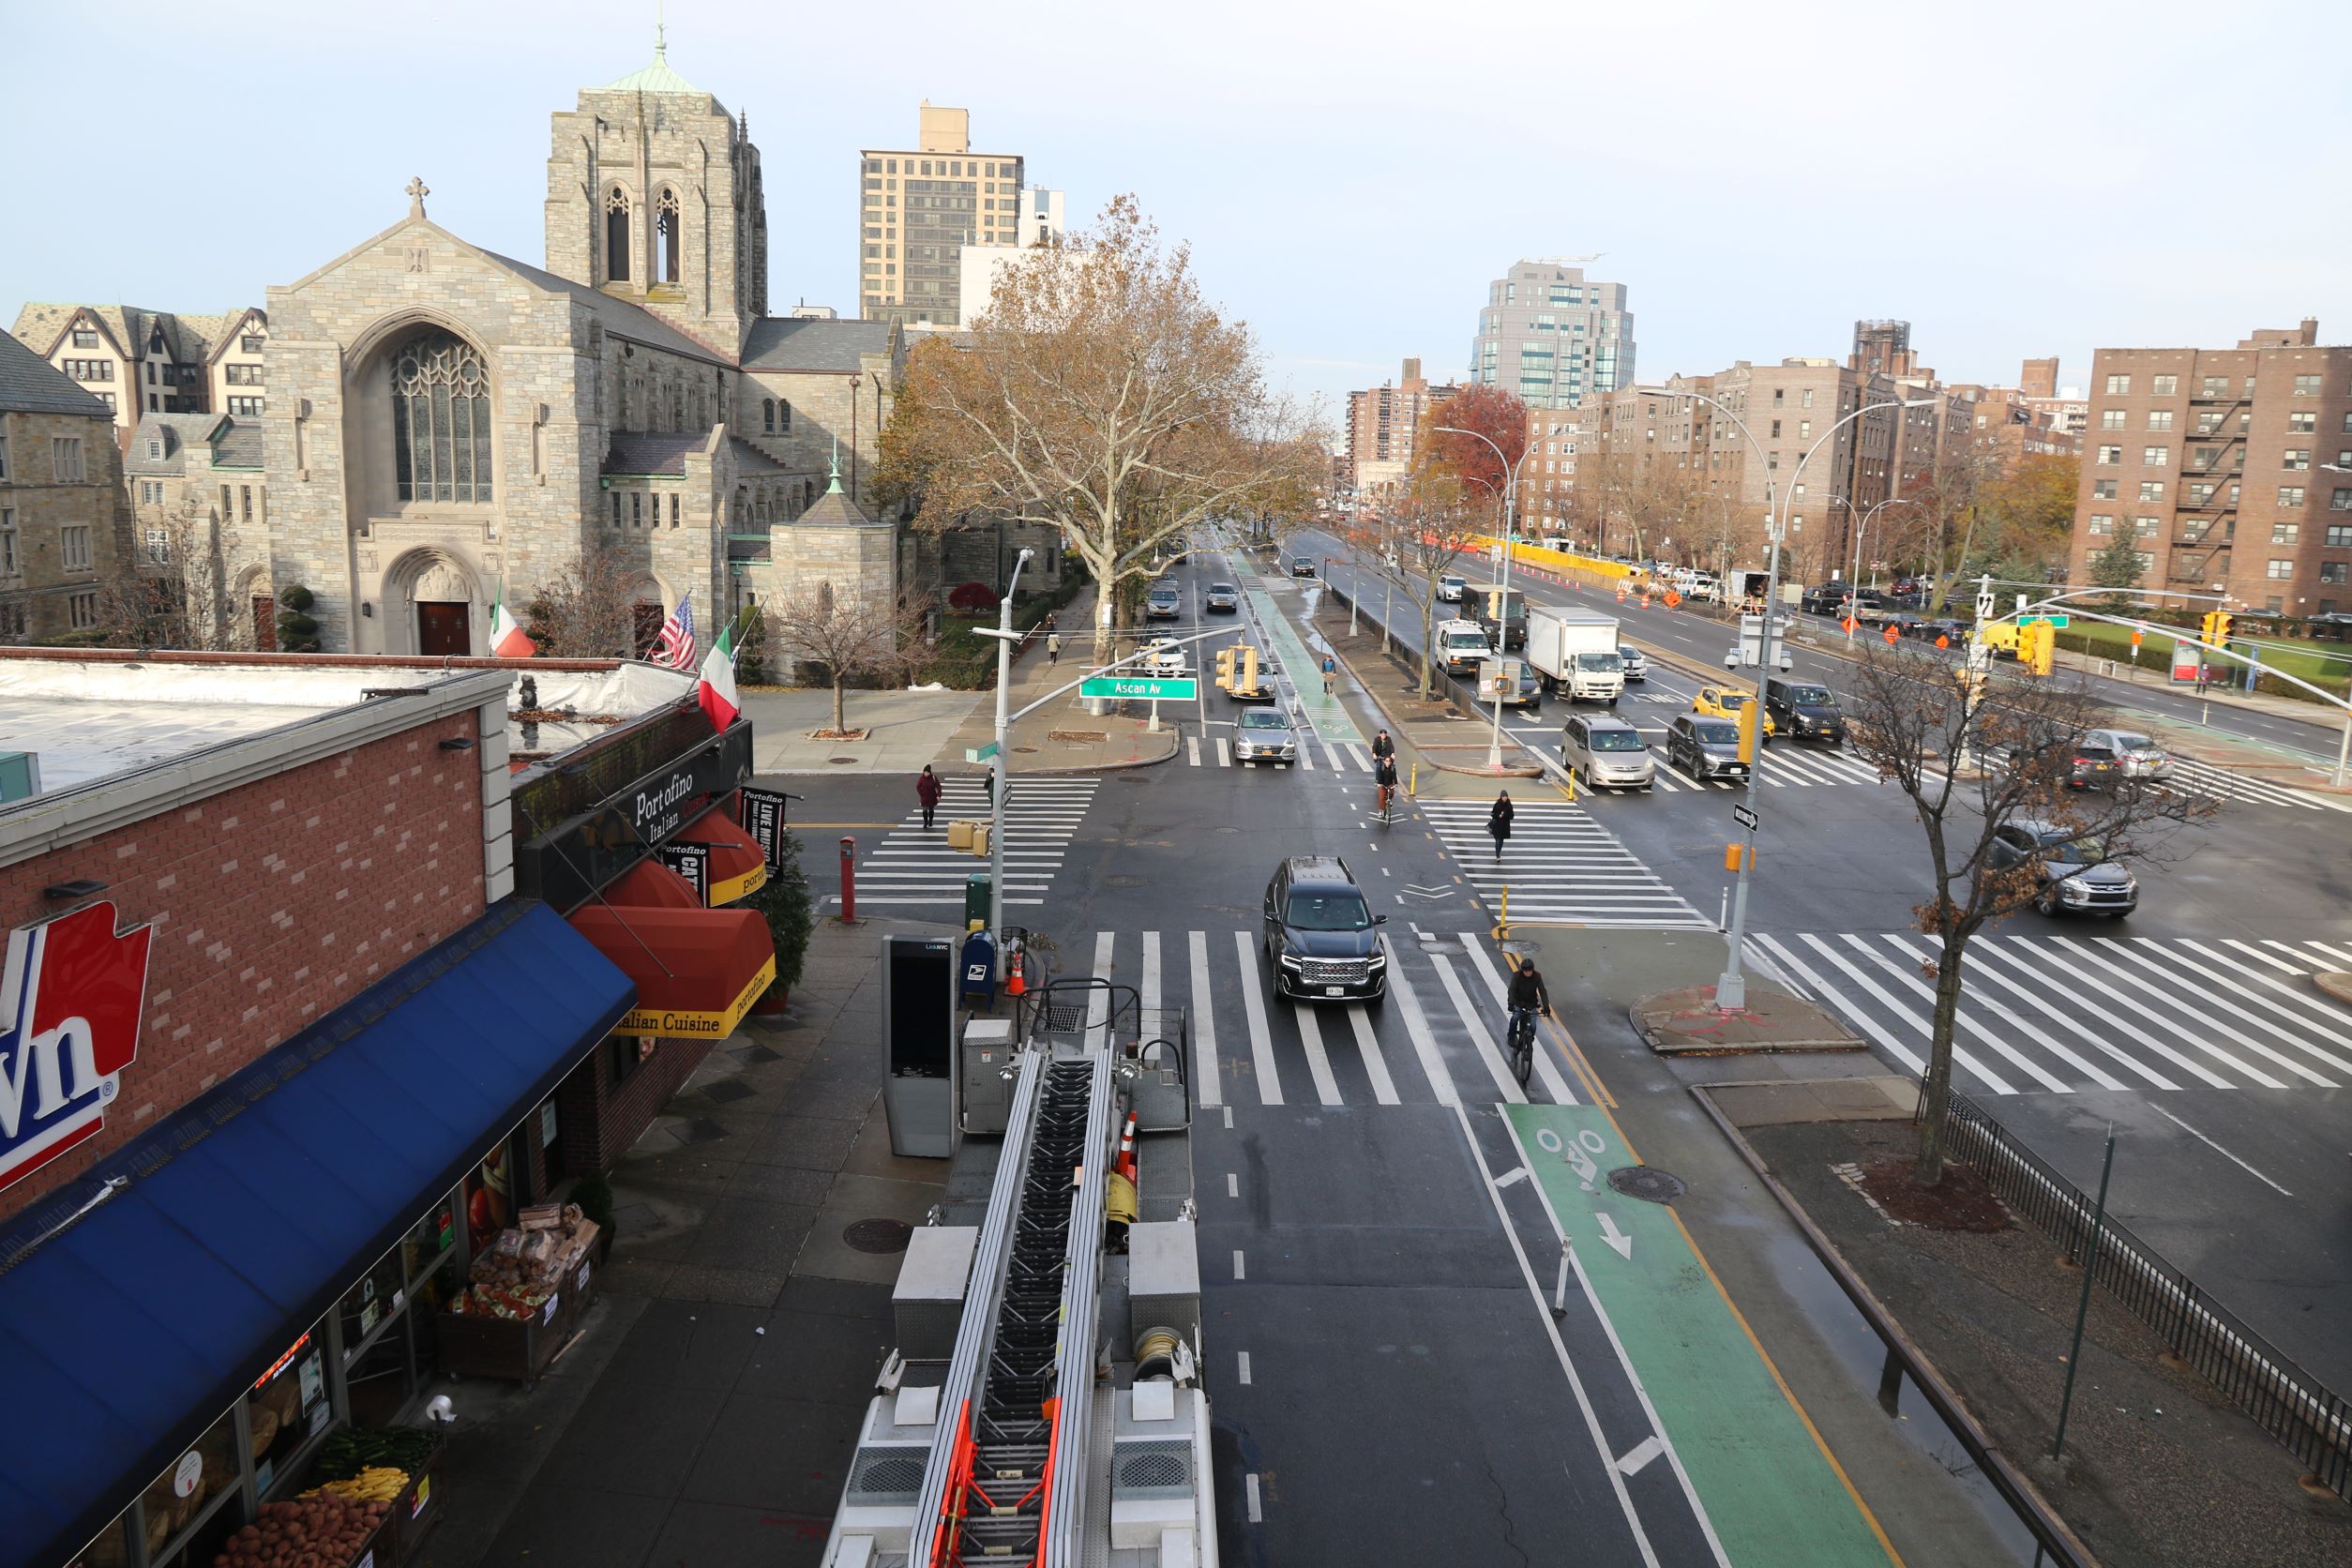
[1297, 746, 1314, 770]
[2095, 939, 2347, 1082]
[1188, 931, 1223, 1108]
[1419, 798, 1713, 928]
[1842, 935, 2071, 1093]
[2040, 937, 2287, 1088]
[1216, 737, 1232, 766]
[1087, 931, 1115, 1040]
[1383, 958, 1460, 1106]
[1795, 934, 2017, 1093]
[1290, 1002, 1346, 1106]
[1455, 932, 1576, 1104]
[1429, 949, 1527, 1104]
[1345, 743, 1372, 772]
[1187, 734, 1202, 765]
[1935, 939, 2178, 1091]
[1232, 930, 1285, 1105]
[1749, 935, 1931, 1078]
[1969, 940, 2233, 1089]
[1882, 935, 2126, 1092]
[1141, 929, 1162, 1023]
[1345, 1000, 1402, 1104]
[2188, 941, 2352, 1063]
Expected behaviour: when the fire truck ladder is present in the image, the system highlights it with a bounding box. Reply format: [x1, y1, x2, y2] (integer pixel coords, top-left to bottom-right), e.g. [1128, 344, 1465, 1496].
[911, 1046, 1115, 1566]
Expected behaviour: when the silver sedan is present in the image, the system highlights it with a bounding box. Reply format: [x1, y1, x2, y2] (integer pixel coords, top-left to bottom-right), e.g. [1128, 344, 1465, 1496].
[2085, 728, 2174, 779]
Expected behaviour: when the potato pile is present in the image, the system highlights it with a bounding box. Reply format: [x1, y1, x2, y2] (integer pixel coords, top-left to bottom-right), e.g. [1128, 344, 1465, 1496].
[213, 1494, 383, 1568]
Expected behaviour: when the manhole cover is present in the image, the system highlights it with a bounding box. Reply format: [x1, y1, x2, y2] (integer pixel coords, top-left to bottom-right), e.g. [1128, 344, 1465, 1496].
[1606, 1166, 1687, 1204]
[829, 756, 859, 764]
[1419, 937, 1464, 954]
[843, 1218, 913, 1254]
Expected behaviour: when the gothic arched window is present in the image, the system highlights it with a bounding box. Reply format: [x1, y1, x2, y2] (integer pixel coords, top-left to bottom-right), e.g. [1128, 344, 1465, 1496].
[390, 331, 492, 503]
[777, 399, 792, 434]
[762, 399, 775, 433]
[656, 189, 681, 283]
[605, 188, 631, 282]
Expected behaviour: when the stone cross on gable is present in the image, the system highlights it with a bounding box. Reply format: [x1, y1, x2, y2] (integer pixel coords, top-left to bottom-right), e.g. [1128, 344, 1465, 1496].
[406, 177, 430, 219]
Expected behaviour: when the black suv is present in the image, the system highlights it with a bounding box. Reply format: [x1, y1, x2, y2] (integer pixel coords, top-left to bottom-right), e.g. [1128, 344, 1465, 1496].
[1262, 855, 1387, 1005]
[1763, 677, 1847, 746]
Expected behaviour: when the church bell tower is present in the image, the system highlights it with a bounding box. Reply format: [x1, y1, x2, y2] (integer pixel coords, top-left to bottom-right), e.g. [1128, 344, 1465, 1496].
[546, 27, 766, 360]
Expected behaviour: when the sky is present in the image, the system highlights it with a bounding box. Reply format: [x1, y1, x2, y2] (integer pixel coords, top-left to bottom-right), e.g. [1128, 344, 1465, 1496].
[7, 0, 2348, 431]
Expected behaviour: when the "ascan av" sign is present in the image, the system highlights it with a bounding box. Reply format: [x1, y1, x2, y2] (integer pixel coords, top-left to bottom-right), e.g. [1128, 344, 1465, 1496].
[0, 901, 155, 1194]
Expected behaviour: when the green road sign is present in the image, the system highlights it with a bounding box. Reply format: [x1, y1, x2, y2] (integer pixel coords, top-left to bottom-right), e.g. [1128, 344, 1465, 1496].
[1080, 675, 1198, 701]
[965, 740, 1001, 763]
[2024, 614, 2071, 627]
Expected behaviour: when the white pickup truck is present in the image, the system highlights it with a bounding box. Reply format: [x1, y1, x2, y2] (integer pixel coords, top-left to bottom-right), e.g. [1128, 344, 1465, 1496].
[1524, 606, 1624, 704]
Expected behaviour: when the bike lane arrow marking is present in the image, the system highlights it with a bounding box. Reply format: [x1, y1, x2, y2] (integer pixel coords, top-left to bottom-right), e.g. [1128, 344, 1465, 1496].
[1596, 1212, 1634, 1259]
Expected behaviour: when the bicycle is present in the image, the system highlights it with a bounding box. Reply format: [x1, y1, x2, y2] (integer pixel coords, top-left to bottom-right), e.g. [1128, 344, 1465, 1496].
[1375, 781, 1395, 825]
[1505, 1003, 1537, 1088]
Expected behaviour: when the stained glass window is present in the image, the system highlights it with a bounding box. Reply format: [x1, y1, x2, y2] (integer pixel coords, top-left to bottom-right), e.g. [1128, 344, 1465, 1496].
[391, 333, 492, 503]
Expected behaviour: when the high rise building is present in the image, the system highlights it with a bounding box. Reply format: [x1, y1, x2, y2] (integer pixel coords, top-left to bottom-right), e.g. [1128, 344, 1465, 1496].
[1345, 357, 1459, 500]
[859, 102, 1025, 328]
[1469, 261, 1633, 409]
[956, 187, 1068, 326]
[2066, 319, 2352, 617]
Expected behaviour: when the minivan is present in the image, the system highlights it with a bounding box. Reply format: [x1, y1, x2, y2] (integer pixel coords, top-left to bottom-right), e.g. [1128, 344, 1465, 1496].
[1560, 712, 1655, 792]
[1763, 677, 1847, 746]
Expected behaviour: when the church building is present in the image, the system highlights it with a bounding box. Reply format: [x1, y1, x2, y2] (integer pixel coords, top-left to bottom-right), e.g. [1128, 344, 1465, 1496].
[262, 35, 904, 656]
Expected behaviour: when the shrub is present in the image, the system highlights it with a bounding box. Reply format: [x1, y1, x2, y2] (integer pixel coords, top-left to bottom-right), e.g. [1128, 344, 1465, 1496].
[947, 580, 1000, 612]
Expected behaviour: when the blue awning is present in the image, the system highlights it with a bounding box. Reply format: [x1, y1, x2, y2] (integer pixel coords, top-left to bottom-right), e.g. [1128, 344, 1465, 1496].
[0, 899, 633, 1567]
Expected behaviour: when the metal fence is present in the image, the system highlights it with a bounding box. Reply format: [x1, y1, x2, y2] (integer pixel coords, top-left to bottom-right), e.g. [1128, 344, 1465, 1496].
[1940, 1089, 2351, 1500]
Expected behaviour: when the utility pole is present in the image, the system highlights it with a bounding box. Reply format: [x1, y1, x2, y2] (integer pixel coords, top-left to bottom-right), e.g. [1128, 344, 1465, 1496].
[973, 548, 1033, 966]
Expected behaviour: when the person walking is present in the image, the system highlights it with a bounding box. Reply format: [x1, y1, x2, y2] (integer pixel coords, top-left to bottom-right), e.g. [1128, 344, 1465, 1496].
[915, 764, 942, 831]
[1321, 653, 1337, 698]
[1047, 631, 1063, 668]
[1487, 790, 1515, 861]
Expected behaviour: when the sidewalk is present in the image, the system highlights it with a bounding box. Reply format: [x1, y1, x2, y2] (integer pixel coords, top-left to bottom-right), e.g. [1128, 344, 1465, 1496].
[413, 913, 958, 1568]
[938, 580, 1183, 776]
[1308, 600, 1547, 779]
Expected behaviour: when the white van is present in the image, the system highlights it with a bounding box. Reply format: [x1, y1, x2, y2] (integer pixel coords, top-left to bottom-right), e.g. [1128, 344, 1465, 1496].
[1560, 712, 1655, 792]
[1436, 619, 1491, 675]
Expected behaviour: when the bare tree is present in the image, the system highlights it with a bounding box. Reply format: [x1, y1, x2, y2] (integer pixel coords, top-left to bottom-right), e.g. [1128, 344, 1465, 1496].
[1386, 475, 1486, 699]
[765, 582, 925, 736]
[528, 550, 643, 658]
[877, 196, 1327, 667]
[98, 496, 260, 651]
[1840, 641, 2218, 1184]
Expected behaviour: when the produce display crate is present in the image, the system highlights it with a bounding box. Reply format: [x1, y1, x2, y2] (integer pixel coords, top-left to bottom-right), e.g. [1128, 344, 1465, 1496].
[380, 1435, 448, 1566]
[434, 1289, 568, 1382]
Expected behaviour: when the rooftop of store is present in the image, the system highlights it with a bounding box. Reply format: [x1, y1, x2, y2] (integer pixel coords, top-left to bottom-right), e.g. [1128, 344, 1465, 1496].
[0, 651, 694, 804]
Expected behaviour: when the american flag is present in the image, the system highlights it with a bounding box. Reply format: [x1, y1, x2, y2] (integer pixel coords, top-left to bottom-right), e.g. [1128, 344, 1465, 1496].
[650, 593, 698, 670]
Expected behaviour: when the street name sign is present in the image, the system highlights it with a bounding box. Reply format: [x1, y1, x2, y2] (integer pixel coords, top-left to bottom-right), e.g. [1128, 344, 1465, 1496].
[2023, 614, 2071, 627]
[965, 740, 1001, 764]
[1079, 675, 1199, 701]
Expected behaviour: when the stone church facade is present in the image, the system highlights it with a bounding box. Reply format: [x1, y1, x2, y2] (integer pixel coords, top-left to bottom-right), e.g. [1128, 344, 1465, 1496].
[262, 38, 901, 656]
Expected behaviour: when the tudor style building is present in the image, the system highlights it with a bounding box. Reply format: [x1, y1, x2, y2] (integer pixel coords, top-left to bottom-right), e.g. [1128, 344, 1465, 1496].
[262, 36, 904, 657]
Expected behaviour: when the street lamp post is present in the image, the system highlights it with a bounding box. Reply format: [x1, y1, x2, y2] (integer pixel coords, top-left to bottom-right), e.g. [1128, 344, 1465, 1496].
[1637, 388, 1939, 1011]
[1436, 425, 1540, 771]
[1832, 495, 1921, 645]
[973, 547, 1033, 959]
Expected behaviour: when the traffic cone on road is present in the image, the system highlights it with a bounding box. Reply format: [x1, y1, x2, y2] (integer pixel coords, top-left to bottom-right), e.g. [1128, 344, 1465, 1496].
[1116, 1112, 1138, 1183]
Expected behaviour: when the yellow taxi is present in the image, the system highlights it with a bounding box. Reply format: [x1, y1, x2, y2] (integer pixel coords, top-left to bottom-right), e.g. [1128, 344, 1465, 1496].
[1693, 685, 1775, 738]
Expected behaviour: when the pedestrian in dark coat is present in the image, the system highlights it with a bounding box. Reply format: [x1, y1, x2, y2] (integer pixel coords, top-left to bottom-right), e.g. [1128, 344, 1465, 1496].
[1488, 791, 1514, 861]
[916, 764, 943, 830]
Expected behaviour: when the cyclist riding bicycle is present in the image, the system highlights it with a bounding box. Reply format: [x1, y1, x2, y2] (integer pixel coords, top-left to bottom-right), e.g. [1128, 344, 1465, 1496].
[1370, 729, 1395, 762]
[1373, 752, 1400, 819]
[1505, 960, 1552, 1083]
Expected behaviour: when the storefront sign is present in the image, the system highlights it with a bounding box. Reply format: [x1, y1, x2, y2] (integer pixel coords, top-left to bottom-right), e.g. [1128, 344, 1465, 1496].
[173, 1452, 204, 1499]
[254, 1331, 311, 1388]
[410, 1475, 431, 1520]
[617, 954, 776, 1041]
[656, 843, 710, 901]
[0, 901, 155, 1195]
[738, 787, 791, 869]
[518, 723, 754, 912]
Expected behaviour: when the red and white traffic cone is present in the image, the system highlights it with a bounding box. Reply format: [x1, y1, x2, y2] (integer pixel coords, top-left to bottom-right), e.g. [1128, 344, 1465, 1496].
[1117, 1112, 1138, 1183]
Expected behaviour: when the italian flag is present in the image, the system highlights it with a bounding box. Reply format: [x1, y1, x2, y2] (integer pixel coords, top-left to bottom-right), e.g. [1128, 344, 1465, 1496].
[488, 584, 535, 658]
[697, 626, 739, 731]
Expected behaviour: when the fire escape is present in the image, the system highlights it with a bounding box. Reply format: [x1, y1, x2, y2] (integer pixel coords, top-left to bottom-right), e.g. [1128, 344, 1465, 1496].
[2167, 397, 2249, 585]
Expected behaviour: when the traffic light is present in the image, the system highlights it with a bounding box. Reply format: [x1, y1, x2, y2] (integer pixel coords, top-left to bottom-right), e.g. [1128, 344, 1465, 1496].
[1214, 646, 1238, 691]
[2202, 610, 2233, 646]
[2016, 621, 2055, 676]
[1239, 647, 1261, 693]
[1736, 696, 1761, 763]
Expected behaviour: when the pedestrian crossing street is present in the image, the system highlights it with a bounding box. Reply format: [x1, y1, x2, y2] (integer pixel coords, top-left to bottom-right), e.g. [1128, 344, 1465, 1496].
[1070, 927, 1588, 1108]
[846, 776, 1098, 908]
[1749, 929, 2352, 1095]
[1417, 798, 1714, 929]
[1185, 731, 1376, 771]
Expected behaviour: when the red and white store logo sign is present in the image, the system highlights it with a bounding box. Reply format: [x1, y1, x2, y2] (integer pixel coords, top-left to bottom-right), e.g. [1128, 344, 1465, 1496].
[0, 901, 154, 1194]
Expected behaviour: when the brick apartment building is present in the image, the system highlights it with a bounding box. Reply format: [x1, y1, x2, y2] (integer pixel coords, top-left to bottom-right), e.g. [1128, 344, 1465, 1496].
[1346, 357, 1459, 500]
[2065, 319, 2352, 617]
[0, 652, 775, 1567]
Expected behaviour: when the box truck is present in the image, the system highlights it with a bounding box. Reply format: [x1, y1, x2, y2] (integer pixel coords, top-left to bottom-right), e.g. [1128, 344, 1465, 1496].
[1525, 606, 1624, 703]
[1471, 584, 1528, 650]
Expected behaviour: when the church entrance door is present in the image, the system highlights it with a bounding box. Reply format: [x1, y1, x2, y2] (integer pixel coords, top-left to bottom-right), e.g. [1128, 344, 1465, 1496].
[417, 603, 472, 656]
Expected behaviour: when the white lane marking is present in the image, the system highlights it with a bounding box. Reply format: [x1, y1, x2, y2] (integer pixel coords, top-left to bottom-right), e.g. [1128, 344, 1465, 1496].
[1290, 999, 1346, 1106]
[2100, 940, 2352, 1080]
[1216, 737, 1232, 766]
[1494, 1165, 1530, 1189]
[1223, 1105, 1234, 1129]
[1245, 1472, 1263, 1522]
[1296, 746, 1315, 770]
[1346, 1003, 1401, 1104]
[1751, 934, 1929, 1078]
[2149, 1106, 2294, 1196]
[1615, 1435, 1666, 1476]
[1321, 743, 1344, 771]
[1232, 1249, 1246, 1281]
[1227, 1172, 1239, 1199]
[1949, 940, 2180, 1092]
[1430, 950, 1527, 1104]
[1867, 935, 2121, 1092]
[1190, 931, 1224, 1108]
[1457, 933, 1576, 1104]
[1383, 958, 1461, 1106]
[1237, 1350, 1253, 1385]
[1087, 930, 1115, 1040]
[2042, 937, 2288, 1088]
[1187, 733, 1202, 765]
[1345, 742, 1372, 771]
[1500, 1099, 1726, 1565]
[1233, 931, 1286, 1105]
[1980, 940, 2231, 1090]
[1797, 934, 2017, 1093]
[1140, 929, 1162, 1026]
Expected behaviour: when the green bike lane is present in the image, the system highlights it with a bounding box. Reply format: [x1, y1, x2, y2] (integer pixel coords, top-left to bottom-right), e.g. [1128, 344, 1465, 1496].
[1506, 1102, 1900, 1568]
[1242, 577, 1366, 747]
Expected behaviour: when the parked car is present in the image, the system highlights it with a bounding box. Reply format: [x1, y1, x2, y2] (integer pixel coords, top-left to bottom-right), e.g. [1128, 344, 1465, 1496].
[1145, 583, 1183, 620]
[1290, 556, 1318, 579]
[1986, 821, 2137, 917]
[1619, 644, 1649, 683]
[1262, 855, 1388, 1003]
[1234, 707, 1299, 767]
[1560, 711, 1656, 792]
[2084, 728, 2174, 780]
[1204, 581, 1240, 613]
[1665, 714, 1748, 781]
[1762, 677, 1846, 746]
[1906, 616, 1971, 643]
[1693, 684, 1775, 739]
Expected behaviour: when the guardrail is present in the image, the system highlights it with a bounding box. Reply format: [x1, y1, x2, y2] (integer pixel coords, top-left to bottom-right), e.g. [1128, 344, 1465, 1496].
[1941, 1088, 2350, 1500]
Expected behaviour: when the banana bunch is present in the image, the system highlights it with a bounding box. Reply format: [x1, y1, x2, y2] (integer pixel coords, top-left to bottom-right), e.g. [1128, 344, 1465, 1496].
[304, 1465, 407, 1503]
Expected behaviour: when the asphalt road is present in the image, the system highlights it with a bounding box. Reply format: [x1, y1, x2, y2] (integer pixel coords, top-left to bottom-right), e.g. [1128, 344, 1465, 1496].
[1291, 525, 2352, 1395]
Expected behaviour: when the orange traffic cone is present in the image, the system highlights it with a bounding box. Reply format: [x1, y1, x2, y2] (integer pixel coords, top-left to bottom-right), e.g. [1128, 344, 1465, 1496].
[1117, 1112, 1138, 1183]
[1006, 950, 1026, 997]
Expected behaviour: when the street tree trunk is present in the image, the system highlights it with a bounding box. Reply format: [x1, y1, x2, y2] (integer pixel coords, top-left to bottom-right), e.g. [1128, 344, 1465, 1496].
[831, 675, 847, 736]
[1914, 933, 1970, 1186]
[1417, 588, 1437, 700]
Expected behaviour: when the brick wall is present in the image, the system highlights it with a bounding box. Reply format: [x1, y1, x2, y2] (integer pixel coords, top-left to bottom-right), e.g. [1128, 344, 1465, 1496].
[0, 710, 489, 1223]
[552, 1038, 713, 1172]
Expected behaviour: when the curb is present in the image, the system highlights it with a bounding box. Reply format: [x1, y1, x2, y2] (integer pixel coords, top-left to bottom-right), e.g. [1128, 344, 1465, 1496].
[1628, 1010, 1867, 1057]
[2314, 971, 2352, 1007]
[1689, 1082, 2101, 1568]
[1317, 597, 1548, 777]
[946, 724, 1184, 779]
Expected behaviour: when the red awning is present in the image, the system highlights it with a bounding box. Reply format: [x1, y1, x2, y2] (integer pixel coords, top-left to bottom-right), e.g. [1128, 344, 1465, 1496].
[674, 798, 770, 906]
[569, 867, 775, 1040]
